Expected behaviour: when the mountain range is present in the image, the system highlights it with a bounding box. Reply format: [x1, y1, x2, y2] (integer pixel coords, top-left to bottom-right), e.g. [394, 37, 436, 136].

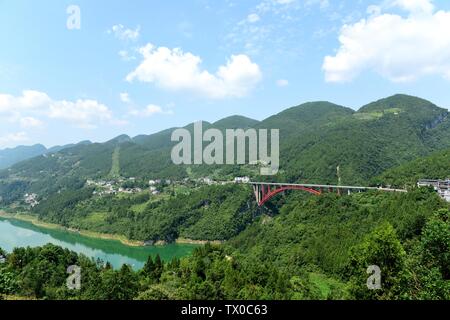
[1, 94, 448, 301]
[0, 94, 449, 205]
[0, 140, 92, 169]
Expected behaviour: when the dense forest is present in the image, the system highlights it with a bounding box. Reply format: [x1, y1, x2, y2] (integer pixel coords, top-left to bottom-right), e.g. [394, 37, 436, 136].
[1, 195, 448, 300]
[31, 184, 255, 242]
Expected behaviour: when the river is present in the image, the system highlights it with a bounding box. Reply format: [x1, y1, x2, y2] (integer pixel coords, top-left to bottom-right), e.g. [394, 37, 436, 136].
[0, 217, 199, 270]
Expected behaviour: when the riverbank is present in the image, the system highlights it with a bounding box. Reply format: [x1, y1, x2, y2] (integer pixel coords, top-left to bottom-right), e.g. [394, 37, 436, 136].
[0, 211, 144, 247]
[176, 238, 223, 245]
[0, 210, 221, 248]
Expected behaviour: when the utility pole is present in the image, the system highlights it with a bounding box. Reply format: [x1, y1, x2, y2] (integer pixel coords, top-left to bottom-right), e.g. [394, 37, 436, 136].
[337, 165, 342, 196]
[337, 165, 342, 186]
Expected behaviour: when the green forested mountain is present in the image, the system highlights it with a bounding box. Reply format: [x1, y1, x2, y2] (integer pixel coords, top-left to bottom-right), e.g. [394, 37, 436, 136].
[2, 94, 449, 186]
[1, 94, 449, 207]
[31, 184, 255, 243]
[0, 94, 449, 301]
[373, 148, 450, 187]
[0, 141, 93, 170]
[0, 144, 47, 169]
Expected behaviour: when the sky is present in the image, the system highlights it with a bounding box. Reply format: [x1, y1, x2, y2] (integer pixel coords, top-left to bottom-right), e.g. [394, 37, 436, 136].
[1, 0, 450, 148]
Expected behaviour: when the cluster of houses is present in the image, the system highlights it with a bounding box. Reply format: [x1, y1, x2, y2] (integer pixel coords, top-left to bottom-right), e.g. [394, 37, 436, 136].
[417, 179, 450, 202]
[24, 193, 39, 207]
[87, 179, 143, 196]
[85, 175, 252, 198]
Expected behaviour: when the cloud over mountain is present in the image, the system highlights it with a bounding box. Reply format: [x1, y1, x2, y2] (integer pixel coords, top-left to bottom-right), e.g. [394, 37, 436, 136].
[126, 44, 262, 99]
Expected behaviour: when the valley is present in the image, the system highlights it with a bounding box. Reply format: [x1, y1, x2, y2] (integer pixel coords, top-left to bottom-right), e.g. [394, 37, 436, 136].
[1, 94, 449, 300]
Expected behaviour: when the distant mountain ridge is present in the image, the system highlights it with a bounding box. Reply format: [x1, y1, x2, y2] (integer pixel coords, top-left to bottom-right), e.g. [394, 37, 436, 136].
[0, 140, 92, 169]
[0, 144, 47, 169]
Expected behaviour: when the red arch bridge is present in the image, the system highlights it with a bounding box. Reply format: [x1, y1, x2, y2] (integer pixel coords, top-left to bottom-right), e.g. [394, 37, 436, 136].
[249, 182, 407, 207]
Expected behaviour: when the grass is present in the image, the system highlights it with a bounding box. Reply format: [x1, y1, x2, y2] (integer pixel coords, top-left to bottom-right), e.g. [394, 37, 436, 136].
[109, 146, 120, 178]
[354, 112, 383, 121]
[308, 272, 347, 299]
[131, 202, 149, 213]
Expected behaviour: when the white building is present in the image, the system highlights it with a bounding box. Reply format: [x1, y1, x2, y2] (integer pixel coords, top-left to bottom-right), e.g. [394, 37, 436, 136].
[200, 177, 214, 185]
[24, 193, 39, 207]
[234, 176, 250, 184]
[418, 179, 450, 202]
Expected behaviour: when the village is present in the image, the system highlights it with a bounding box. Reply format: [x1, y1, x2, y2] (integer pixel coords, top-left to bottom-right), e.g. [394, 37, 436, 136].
[16, 176, 252, 208]
[85, 176, 251, 197]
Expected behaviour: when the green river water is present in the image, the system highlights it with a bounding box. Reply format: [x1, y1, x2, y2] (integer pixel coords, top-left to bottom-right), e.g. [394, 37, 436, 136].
[0, 217, 199, 270]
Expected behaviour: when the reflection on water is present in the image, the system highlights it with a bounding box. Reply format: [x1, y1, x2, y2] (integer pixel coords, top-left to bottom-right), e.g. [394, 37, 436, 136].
[0, 217, 198, 270]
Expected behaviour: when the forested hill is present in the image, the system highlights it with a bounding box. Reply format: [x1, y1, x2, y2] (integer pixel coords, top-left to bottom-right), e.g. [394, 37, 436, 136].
[0, 141, 92, 170]
[0, 94, 449, 202]
[373, 148, 450, 187]
[0, 144, 47, 169]
[1, 94, 449, 301]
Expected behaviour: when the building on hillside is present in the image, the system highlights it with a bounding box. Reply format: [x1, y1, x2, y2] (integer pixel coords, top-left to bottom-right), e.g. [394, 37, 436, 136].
[199, 177, 214, 185]
[234, 176, 250, 184]
[24, 193, 39, 207]
[417, 179, 450, 202]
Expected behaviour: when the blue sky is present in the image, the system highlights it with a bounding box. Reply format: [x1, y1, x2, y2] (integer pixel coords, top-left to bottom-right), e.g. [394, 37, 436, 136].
[1, 0, 450, 148]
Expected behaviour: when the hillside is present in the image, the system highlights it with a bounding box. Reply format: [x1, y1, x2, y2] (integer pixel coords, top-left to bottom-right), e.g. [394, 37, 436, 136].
[373, 148, 450, 187]
[0, 144, 47, 169]
[1, 94, 449, 301]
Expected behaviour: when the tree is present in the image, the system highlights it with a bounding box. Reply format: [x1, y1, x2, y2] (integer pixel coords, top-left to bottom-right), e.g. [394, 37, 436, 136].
[153, 254, 163, 281]
[346, 223, 407, 299]
[142, 256, 155, 278]
[405, 209, 450, 300]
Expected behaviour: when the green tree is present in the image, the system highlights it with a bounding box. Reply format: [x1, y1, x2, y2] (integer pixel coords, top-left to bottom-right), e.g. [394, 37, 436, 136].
[346, 223, 407, 299]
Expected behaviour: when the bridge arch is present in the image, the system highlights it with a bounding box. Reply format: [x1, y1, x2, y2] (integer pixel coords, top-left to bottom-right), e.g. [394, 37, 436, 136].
[253, 184, 322, 207]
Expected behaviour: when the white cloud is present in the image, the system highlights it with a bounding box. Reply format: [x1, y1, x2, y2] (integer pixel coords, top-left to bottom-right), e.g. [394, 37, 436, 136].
[323, 2, 450, 83]
[247, 13, 261, 23]
[120, 92, 131, 103]
[20, 117, 44, 128]
[276, 79, 289, 87]
[48, 100, 112, 129]
[109, 24, 140, 41]
[274, 0, 295, 5]
[0, 90, 118, 129]
[118, 50, 136, 61]
[0, 132, 29, 148]
[390, 0, 434, 14]
[129, 104, 173, 117]
[305, 0, 329, 10]
[0, 90, 51, 113]
[126, 44, 262, 99]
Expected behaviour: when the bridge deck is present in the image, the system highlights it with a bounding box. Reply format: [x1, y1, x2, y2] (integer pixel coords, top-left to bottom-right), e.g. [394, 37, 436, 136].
[248, 182, 407, 193]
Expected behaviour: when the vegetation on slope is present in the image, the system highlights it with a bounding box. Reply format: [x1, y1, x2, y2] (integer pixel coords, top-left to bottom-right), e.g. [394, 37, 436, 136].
[31, 184, 255, 243]
[1, 202, 448, 300]
[374, 148, 450, 187]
